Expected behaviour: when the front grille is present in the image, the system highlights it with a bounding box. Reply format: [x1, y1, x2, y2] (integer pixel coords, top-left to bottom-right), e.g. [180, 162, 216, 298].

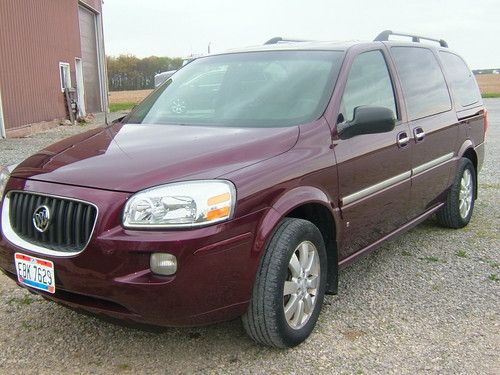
[8, 192, 97, 253]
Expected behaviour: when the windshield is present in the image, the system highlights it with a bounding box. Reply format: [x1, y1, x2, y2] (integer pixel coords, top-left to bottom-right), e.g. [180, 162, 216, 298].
[124, 50, 344, 128]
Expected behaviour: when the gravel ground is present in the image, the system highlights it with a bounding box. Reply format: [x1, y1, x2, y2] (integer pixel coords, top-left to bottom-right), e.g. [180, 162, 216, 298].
[0, 102, 498, 375]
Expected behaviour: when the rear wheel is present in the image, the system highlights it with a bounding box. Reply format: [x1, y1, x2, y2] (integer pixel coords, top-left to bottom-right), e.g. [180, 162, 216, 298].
[242, 218, 327, 348]
[437, 158, 476, 228]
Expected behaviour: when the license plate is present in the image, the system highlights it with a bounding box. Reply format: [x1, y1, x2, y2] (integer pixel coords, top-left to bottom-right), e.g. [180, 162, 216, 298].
[14, 253, 55, 294]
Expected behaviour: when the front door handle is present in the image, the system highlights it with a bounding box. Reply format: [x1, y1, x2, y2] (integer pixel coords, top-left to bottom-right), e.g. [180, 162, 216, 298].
[414, 127, 425, 142]
[397, 132, 410, 147]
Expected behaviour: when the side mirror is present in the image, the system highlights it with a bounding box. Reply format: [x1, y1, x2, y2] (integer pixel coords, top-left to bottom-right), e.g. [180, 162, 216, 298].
[338, 106, 396, 139]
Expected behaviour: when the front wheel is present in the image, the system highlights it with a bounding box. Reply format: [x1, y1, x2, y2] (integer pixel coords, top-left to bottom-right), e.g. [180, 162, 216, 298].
[242, 218, 327, 348]
[437, 157, 476, 228]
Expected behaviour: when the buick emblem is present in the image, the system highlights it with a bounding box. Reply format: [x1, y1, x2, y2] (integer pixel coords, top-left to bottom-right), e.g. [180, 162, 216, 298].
[33, 205, 51, 233]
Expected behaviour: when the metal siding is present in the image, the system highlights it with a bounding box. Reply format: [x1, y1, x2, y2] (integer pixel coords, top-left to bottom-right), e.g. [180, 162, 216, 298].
[0, 87, 5, 137]
[78, 6, 102, 113]
[0, 0, 82, 131]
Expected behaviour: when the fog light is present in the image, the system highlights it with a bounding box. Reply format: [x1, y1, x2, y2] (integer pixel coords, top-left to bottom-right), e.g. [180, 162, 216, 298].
[150, 253, 177, 276]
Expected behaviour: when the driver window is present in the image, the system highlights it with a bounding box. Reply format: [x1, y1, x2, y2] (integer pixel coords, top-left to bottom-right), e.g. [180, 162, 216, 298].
[340, 51, 397, 122]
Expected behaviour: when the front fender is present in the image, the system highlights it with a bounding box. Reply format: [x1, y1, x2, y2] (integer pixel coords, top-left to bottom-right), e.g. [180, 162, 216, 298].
[252, 186, 340, 254]
[250, 186, 342, 294]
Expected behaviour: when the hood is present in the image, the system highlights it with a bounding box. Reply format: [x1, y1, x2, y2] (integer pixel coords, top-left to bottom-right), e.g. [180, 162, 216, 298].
[12, 123, 299, 192]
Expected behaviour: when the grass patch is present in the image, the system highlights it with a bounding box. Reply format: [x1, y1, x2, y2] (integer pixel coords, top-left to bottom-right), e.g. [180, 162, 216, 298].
[401, 250, 413, 257]
[7, 294, 36, 306]
[481, 92, 500, 98]
[109, 102, 136, 112]
[479, 183, 500, 190]
[488, 274, 499, 282]
[455, 249, 468, 258]
[116, 363, 131, 371]
[478, 258, 500, 268]
[420, 256, 440, 263]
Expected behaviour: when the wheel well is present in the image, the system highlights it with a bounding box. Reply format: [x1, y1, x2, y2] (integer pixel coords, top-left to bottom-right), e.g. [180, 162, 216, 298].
[462, 148, 478, 198]
[286, 203, 338, 294]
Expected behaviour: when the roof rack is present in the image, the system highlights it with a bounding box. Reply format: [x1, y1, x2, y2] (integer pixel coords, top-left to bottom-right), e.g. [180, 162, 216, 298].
[264, 37, 312, 45]
[374, 30, 448, 48]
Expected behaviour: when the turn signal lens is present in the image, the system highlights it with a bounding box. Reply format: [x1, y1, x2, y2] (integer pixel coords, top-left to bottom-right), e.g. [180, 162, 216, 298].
[207, 206, 230, 221]
[207, 192, 230, 206]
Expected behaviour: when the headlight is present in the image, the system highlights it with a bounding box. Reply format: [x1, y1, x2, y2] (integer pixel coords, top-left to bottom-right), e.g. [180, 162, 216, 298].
[0, 167, 11, 201]
[123, 180, 236, 228]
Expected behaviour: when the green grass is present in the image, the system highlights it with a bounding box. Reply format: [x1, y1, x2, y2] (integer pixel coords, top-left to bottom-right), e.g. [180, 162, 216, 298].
[481, 92, 500, 98]
[479, 183, 500, 190]
[488, 274, 499, 282]
[116, 363, 131, 371]
[7, 294, 36, 306]
[455, 249, 468, 258]
[109, 102, 136, 112]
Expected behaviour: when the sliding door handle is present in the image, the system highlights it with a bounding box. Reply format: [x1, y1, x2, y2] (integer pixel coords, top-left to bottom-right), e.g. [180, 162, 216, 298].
[414, 127, 425, 142]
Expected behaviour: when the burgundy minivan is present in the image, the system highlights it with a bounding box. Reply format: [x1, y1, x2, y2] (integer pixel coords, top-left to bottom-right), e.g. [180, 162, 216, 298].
[0, 31, 486, 347]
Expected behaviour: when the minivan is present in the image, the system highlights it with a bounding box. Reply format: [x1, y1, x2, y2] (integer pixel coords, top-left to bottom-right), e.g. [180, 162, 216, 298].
[0, 31, 486, 348]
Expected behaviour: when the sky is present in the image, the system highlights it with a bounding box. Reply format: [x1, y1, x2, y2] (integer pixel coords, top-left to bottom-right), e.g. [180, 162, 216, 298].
[102, 0, 500, 69]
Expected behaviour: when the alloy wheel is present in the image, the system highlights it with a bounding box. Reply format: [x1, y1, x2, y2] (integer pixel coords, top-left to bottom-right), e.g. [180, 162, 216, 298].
[283, 240, 320, 330]
[459, 168, 473, 219]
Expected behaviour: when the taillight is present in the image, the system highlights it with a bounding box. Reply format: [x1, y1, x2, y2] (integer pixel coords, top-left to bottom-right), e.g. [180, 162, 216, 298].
[484, 109, 489, 134]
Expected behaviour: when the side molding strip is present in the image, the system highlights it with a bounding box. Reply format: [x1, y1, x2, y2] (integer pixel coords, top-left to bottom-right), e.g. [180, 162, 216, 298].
[342, 171, 411, 205]
[341, 152, 454, 206]
[412, 152, 454, 175]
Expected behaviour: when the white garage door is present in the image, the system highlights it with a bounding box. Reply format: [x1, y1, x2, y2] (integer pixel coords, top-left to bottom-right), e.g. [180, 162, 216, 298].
[78, 6, 101, 113]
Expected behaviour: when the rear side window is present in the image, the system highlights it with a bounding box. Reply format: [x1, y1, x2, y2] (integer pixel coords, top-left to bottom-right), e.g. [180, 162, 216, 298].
[391, 47, 451, 121]
[439, 51, 482, 107]
[340, 50, 397, 122]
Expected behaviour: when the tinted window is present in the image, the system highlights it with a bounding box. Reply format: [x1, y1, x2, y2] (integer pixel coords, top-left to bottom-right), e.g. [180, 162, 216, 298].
[124, 51, 344, 128]
[391, 47, 451, 120]
[439, 51, 482, 107]
[340, 50, 397, 121]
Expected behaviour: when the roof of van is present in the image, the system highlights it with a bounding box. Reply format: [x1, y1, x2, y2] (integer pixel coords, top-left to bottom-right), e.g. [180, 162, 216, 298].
[217, 40, 451, 56]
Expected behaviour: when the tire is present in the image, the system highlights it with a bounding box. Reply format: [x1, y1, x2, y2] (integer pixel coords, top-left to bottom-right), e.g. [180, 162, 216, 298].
[437, 157, 476, 229]
[242, 218, 327, 348]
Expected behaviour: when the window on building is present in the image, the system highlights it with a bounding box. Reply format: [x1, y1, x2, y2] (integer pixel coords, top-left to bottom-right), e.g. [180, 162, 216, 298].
[391, 47, 451, 120]
[340, 50, 397, 122]
[59, 62, 71, 91]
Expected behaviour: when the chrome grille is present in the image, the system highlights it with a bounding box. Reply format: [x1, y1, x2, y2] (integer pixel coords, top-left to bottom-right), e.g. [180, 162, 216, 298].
[8, 192, 97, 253]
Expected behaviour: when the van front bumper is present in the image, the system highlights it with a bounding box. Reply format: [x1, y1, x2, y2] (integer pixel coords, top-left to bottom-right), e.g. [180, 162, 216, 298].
[0, 178, 265, 327]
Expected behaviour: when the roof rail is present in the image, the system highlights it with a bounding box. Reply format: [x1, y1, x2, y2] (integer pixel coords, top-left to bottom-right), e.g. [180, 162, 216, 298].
[264, 37, 311, 45]
[374, 30, 448, 48]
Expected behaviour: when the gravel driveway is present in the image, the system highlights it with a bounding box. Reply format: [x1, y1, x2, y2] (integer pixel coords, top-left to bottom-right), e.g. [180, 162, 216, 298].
[0, 103, 498, 374]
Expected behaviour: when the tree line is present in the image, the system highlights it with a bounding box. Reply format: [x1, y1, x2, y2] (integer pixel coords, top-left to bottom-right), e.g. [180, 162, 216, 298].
[107, 55, 183, 91]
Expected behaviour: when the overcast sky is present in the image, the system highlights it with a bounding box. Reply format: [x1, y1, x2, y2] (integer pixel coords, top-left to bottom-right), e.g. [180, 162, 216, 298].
[102, 0, 499, 69]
